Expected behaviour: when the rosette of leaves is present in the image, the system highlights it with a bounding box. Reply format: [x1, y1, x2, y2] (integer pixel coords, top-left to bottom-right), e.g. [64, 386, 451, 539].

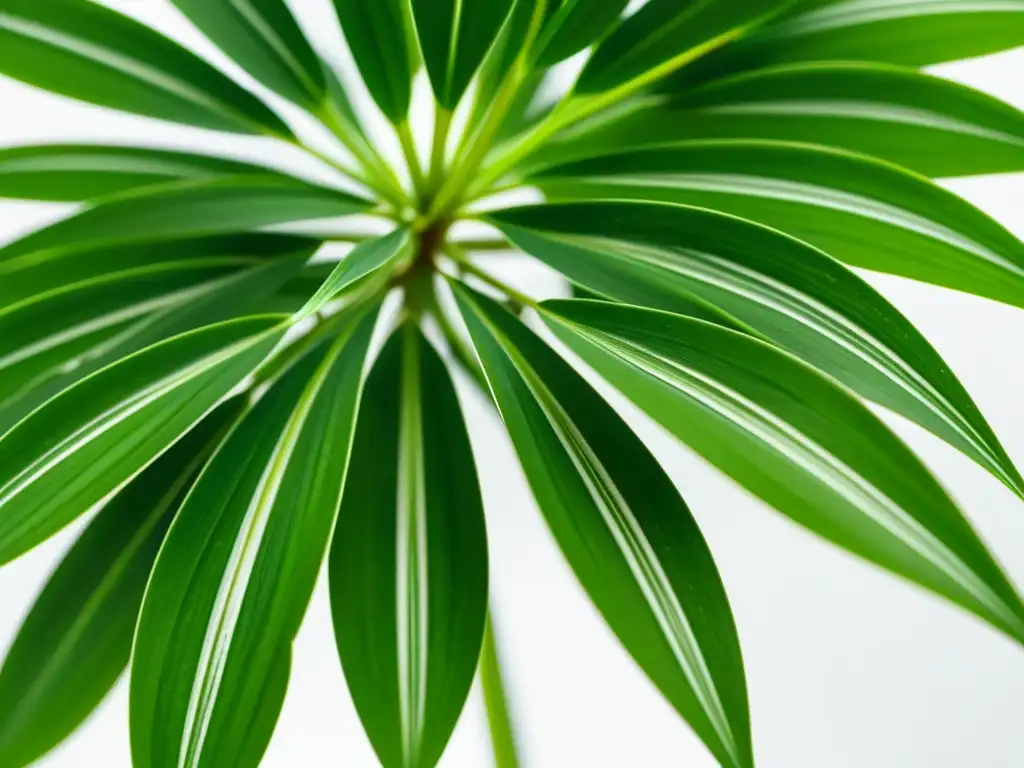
[2, 1, 1024, 766]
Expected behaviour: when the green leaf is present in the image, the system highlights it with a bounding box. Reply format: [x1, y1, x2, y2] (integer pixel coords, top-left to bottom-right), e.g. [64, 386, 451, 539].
[576, 0, 790, 95]
[700, 0, 1024, 77]
[543, 299, 1024, 645]
[534, 0, 630, 67]
[467, 0, 534, 135]
[170, 0, 326, 110]
[492, 201, 1024, 498]
[532, 141, 1024, 310]
[0, 232, 318, 308]
[412, 0, 516, 110]
[332, 0, 414, 122]
[0, 256, 306, 433]
[0, 315, 285, 565]
[451, 284, 752, 768]
[330, 323, 488, 768]
[130, 309, 378, 768]
[0, 144, 281, 202]
[544, 62, 1024, 179]
[0, 399, 243, 768]
[0, 0, 290, 136]
[297, 228, 412, 319]
[0, 176, 365, 264]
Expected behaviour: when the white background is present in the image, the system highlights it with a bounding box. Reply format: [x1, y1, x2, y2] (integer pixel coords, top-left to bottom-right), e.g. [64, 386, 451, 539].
[1, 2, 1024, 766]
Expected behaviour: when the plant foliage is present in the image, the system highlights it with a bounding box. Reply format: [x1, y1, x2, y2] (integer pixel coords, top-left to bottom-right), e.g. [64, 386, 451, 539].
[1, 1, 1024, 766]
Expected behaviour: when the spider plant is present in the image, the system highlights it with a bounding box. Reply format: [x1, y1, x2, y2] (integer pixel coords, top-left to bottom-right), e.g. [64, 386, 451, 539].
[1, 0, 1024, 766]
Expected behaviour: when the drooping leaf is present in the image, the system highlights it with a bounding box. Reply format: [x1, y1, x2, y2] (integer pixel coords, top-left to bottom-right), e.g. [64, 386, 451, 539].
[541, 62, 1024, 179]
[533, 142, 1024, 310]
[543, 299, 1024, 645]
[332, 0, 414, 122]
[452, 283, 752, 768]
[0, 256, 306, 433]
[491, 201, 1024, 498]
[576, 0, 791, 95]
[130, 308, 378, 768]
[0, 315, 285, 565]
[297, 228, 411, 319]
[0, 176, 365, 264]
[0, 0, 290, 136]
[0, 145, 283, 202]
[330, 323, 488, 768]
[412, 0, 516, 109]
[170, 0, 327, 110]
[0, 399, 243, 768]
[534, 0, 630, 67]
[0, 233, 318, 309]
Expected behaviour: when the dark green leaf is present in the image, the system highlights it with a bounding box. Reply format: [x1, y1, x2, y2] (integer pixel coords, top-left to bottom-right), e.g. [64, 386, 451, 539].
[0, 400, 243, 768]
[0, 256, 306, 433]
[576, 0, 790, 94]
[412, 0, 516, 109]
[298, 228, 411, 318]
[170, 0, 327, 110]
[467, 0, 535, 135]
[533, 142, 1024, 310]
[543, 299, 1024, 645]
[452, 284, 752, 768]
[0, 145, 281, 202]
[0, 176, 365, 264]
[534, 0, 630, 67]
[332, 0, 414, 122]
[492, 201, 1024, 498]
[0, 0, 290, 136]
[0, 315, 285, 565]
[330, 323, 488, 768]
[558, 62, 1024, 178]
[130, 309, 378, 768]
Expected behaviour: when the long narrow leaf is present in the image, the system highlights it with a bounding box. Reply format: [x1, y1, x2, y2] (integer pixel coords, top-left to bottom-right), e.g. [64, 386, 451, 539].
[543, 299, 1024, 645]
[330, 323, 488, 768]
[452, 283, 752, 768]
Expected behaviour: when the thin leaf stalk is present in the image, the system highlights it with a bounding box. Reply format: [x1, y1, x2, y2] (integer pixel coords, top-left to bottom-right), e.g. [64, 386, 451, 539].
[398, 120, 428, 197]
[481, 615, 520, 768]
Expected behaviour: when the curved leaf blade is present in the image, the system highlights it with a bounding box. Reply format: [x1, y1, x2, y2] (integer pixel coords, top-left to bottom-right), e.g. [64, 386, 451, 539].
[0, 0, 289, 136]
[330, 323, 488, 768]
[170, 0, 326, 110]
[0, 145, 280, 202]
[543, 299, 1024, 644]
[546, 62, 1024, 179]
[534, 0, 630, 67]
[412, 0, 516, 109]
[0, 400, 242, 768]
[332, 0, 414, 122]
[452, 283, 752, 768]
[491, 200, 1024, 499]
[0, 315, 285, 565]
[130, 308, 378, 768]
[533, 141, 1024, 310]
[0, 176, 364, 264]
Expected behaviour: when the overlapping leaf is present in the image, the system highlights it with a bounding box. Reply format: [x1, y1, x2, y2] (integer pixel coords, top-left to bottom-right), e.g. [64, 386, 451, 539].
[0, 400, 243, 768]
[541, 63, 1024, 178]
[543, 300, 1024, 644]
[491, 201, 1024, 497]
[452, 283, 752, 768]
[533, 142, 1024, 309]
[330, 323, 488, 768]
[171, 0, 327, 110]
[131, 309, 378, 768]
[0, 315, 285, 565]
[0, 0, 289, 135]
[534, 0, 630, 67]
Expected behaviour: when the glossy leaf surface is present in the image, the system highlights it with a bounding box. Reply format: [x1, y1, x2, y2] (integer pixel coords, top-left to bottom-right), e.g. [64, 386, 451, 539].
[131, 310, 378, 768]
[543, 300, 1024, 645]
[330, 323, 488, 768]
[453, 284, 752, 768]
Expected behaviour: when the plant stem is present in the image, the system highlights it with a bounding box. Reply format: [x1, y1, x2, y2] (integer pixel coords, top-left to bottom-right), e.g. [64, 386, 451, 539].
[449, 238, 516, 252]
[398, 120, 427, 196]
[318, 101, 409, 207]
[446, 247, 538, 310]
[427, 107, 453, 195]
[481, 614, 520, 768]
